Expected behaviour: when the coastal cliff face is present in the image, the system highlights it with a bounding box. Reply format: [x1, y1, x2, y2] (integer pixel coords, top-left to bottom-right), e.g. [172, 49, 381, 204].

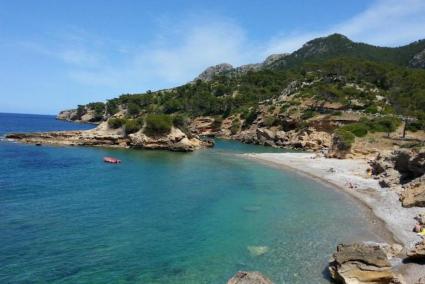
[6, 122, 213, 152]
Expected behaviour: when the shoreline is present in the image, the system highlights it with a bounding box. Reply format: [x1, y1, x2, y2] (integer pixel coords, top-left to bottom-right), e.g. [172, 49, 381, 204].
[242, 153, 423, 248]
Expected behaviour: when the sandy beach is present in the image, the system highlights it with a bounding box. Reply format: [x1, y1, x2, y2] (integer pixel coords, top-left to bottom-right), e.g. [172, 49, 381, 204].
[244, 152, 425, 281]
[243, 152, 423, 247]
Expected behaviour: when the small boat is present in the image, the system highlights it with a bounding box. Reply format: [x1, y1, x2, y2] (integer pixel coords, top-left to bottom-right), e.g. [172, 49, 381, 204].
[104, 157, 121, 164]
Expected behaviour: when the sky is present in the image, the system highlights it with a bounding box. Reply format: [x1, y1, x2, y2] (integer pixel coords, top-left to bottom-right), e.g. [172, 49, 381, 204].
[1, 0, 425, 114]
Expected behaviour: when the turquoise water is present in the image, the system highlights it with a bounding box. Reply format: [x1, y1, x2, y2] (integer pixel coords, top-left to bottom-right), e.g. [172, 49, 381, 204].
[0, 113, 384, 283]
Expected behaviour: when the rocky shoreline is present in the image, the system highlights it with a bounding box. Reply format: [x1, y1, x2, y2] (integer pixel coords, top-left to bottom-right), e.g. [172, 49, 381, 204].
[5, 121, 213, 152]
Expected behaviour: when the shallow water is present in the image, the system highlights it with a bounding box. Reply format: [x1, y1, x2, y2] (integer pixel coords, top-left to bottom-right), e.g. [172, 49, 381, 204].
[0, 113, 385, 283]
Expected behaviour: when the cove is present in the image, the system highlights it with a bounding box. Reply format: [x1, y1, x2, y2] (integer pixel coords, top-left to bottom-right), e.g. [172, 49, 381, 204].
[0, 113, 387, 283]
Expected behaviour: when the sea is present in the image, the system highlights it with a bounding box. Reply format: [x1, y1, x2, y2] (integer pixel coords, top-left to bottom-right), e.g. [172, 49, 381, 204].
[0, 113, 386, 283]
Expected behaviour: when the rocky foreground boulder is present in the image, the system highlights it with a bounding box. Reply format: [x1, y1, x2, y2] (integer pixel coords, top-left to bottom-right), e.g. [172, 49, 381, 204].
[5, 122, 213, 152]
[368, 149, 425, 207]
[400, 176, 425, 207]
[329, 242, 405, 284]
[227, 271, 273, 284]
[407, 239, 425, 260]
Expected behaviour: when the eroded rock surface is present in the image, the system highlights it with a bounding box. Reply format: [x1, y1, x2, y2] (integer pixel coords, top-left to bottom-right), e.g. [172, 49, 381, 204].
[329, 242, 405, 284]
[400, 176, 425, 208]
[5, 123, 212, 152]
[407, 239, 425, 260]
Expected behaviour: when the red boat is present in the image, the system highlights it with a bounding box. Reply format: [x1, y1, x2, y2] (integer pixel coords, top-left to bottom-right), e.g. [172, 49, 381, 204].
[104, 157, 121, 164]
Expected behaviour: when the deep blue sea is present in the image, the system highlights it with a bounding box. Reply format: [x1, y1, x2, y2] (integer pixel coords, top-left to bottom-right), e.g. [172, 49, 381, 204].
[0, 113, 385, 283]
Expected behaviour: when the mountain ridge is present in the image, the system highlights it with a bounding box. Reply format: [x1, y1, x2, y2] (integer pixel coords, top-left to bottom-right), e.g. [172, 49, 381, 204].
[194, 33, 425, 81]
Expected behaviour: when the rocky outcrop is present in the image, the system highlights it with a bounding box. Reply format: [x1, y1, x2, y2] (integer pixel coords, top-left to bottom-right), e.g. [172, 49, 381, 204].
[410, 49, 425, 68]
[400, 176, 425, 207]
[56, 107, 104, 124]
[407, 239, 425, 260]
[195, 63, 233, 81]
[234, 126, 331, 151]
[189, 117, 217, 136]
[327, 133, 352, 159]
[227, 271, 273, 284]
[5, 123, 213, 152]
[129, 127, 212, 152]
[329, 242, 405, 284]
[57, 109, 78, 121]
[368, 150, 425, 207]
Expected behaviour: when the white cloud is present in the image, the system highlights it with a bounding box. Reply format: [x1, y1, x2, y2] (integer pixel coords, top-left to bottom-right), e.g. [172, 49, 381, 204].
[18, 0, 425, 95]
[264, 0, 425, 54]
[67, 20, 255, 90]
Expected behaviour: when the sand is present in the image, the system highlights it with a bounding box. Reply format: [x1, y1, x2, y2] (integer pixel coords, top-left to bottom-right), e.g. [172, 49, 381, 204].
[243, 152, 425, 282]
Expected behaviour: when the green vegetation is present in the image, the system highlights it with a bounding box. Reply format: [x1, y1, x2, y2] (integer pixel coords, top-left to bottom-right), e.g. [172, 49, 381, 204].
[263, 115, 277, 127]
[108, 117, 126, 129]
[71, 34, 425, 138]
[212, 116, 223, 131]
[340, 123, 369, 137]
[124, 118, 144, 135]
[334, 129, 355, 150]
[127, 102, 141, 116]
[172, 114, 189, 134]
[76, 105, 86, 119]
[144, 114, 172, 137]
[339, 116, 401, 138]
[230, 119, 241, 135]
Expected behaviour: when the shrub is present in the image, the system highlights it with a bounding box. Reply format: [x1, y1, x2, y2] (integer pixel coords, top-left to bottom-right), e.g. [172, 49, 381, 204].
[365, 116, 400, 134]
[144, 114, 172, 137]
[172, 114, 188, 129]
[334, 129, 355, 150]
[263, 115, 277, 127]
[341, 123, 369, 137]
[76, 105, 86, 119]
[124, 119, 143, 135]
[212, 116, 223, 130]
[230, 119, 241, 135]
[127, 102, 141, 116]
[243, 109, 257, 127]
[301, 109, 316, 120]
[106, 100, 119, 115]
[108, 118, 125, 129]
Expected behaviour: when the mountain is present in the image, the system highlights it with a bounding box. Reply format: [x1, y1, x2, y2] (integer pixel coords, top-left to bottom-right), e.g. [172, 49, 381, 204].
[57, 33, 425, 157]
[193, 33, 425, 80]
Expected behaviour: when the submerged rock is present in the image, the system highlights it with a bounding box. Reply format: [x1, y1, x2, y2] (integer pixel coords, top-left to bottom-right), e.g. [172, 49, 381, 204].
[329, 242, 405, 284]
[247, 246, 269, 256]
[227, 271, 273, 284]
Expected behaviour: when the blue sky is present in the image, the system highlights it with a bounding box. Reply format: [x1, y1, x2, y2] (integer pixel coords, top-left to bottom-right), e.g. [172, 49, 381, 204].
[1, 0, 425, 114]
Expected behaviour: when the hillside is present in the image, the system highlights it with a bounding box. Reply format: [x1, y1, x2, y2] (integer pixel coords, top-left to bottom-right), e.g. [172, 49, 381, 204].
[58, 34, 425, 156]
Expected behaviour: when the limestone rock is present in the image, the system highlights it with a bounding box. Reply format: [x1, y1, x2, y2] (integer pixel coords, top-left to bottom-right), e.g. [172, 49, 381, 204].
[329, 242, 405, 284]
[409, 49, 425, 68]
[400, 176, 425, 208]
[57, 109, 78, 121]
[227, 271, 273, 284]
[129, 127, 212, 152]
[262, 53, 289, 67]
[415, 213, 425, 225]
[195, 63, 233, 81]
[327, 133, 351, 159]
[407, 239, 425, 259]
[5, 125, 213, 152]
